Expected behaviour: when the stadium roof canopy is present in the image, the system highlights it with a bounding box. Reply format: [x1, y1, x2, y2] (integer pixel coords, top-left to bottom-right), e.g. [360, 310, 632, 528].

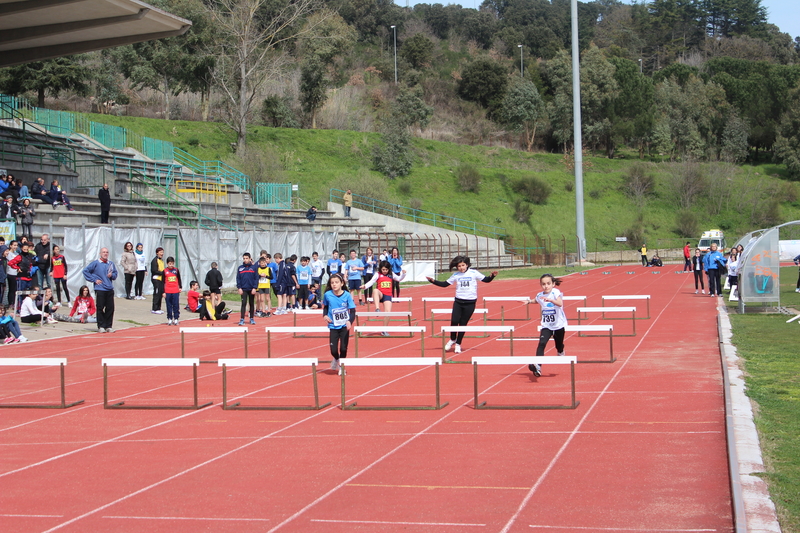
[0, 0, 191, 68]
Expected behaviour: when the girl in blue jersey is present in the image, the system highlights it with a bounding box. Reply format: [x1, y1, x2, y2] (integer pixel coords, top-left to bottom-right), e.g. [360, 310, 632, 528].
[323, 273, 356, 375]
[530, 274, 567, 377]
[426, 255, 497, 354]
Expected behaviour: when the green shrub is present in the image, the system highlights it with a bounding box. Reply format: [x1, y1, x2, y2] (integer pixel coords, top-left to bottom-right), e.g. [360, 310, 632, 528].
[622, 162, 656, 207]
[456, 164, 481, 193]
[512, 175, 551, 205]
[513, 199, 532, 223]
[398, 181, 412, 195]
[675, 208, 699, 237]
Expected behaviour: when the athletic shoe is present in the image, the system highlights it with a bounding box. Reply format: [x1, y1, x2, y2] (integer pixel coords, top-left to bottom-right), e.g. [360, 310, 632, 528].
[17, 336, 27, 343]
[3, 337, 13, 345]
[52, 202, 58, 209]
[249, 318, 256, 325]
[701, 290, 705, 294]
[795, 288, 799, 293]
[558, 351, 565, 357]
[381, 331, 389, 337]
[330, 359, 339, 371]
[454, 344, 462, 354]
[167, 319, 173, 326]
[47, 317, 58, 324]
[152, 310, 163, 314]
[695, 290, 698, 294]
[106, 328, 115, 333]
[445, 340, 455, 352]
[238, 319, 245, 326]
[530, 363, 542, 377]
[224, 308, 232, 314]
[68, 207, 75, 211]
[173, 320, 179, 326]
[265, 312, 272, 318]
[98, 327, 106, 333]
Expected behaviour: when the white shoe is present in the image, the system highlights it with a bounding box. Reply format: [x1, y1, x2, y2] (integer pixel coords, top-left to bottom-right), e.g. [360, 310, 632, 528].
[445, 340, 455, 352]
[330, 359, 339, 371]
[106, 328, 115, 333]
[18, 336, 28, 343]
[338, 361, 346, 376]
[695, 290, 698, 294]
[167, 319, 173, 326]
[174, 320, 179, 326]
[47, 317, 58, 324]
[701, 290, 705, 294]
[98, 328, 106, 333]
[454, 344, 462, 354]
[796, 288, 800, 293]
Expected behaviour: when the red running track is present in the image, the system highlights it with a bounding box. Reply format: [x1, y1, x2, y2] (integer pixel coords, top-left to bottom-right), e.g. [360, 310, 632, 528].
[0, 266, 732, 533]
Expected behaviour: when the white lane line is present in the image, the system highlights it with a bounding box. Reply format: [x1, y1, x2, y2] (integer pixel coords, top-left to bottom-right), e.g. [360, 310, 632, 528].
[0, 513, 63, 518]
[311, 519, 485, 527]
[102, 515, 270, 522]
[499, 284, 683, 533]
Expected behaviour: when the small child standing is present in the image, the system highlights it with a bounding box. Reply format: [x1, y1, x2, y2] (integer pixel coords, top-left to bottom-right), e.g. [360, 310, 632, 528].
[186, 281, 201, 313]
[310, 251, 324, 287]
[51, 245, 69, 304]
[236, 252, 258, 325]
[284, 255, 298, 310]
[296, 256, 312, 309]
[163, 257, 183, 326]
[204, 261, 223, 307]
[256, 256, 272, 317]
[345, 249, 365, 305]
[323, 273, 356, 375]
[530, 274, 567, 377]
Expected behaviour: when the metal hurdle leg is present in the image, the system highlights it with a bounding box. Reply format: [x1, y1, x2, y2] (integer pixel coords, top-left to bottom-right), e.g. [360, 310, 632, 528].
[0, 363, 84, 409]
[340, 362, 448, 411]
[104, 363, 213, 410]
[222, 363, 331, 411]
[473, 361, 580, 410]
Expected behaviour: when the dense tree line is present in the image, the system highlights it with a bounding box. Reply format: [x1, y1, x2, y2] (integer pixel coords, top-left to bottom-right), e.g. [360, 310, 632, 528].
[2, 0, 800, 176]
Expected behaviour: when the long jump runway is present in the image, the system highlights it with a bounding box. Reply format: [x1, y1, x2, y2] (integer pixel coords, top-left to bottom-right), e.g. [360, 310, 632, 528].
[0, 266, 732, 533]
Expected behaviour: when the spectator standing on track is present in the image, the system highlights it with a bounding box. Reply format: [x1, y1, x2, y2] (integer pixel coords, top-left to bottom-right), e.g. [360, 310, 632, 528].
[425, 255, 497, 355]
[703, 242, 726, 297]
[692, 249, 705, 294]
[285, 254, 299, 310]
[310, 251, 324, 287]
[296, 256, 312, 309]
[162, 256, 183, 326]
[150, 247, 165, 314]
[204, 261, 223, 308]
[387, 247, 404, 297]
[640, 244, 648, 267]
[5, 240, 18, 306]
[0, 247, 7, 307]
[323, 273, 356, 375]
[34, 234, 51, 290]
[82, 247, 118, 333]
[51, 245, 69, 304]
[8, 241, 35, 308]
[361, 247, 377, 305]
[727, 248, 740, 299]
[98, 183, 111, 224]
[343, 189, 352, 217]
[272, 253, 287, 315]
[236, 252, 258, 326]
[255, 256, 272, 317]
[134, 243, 147, 300]
[119, 241, 136, 300]
[326, 249, 341, 278]
[345, 249, 365, 306]
[530, 274, 567, 377]
[683, 242, 692, 272]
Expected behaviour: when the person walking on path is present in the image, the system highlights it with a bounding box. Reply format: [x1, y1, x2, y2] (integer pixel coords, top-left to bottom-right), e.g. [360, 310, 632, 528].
[343, 189, 352, 217]
[82, 247, 118, 333]
[98, 183, 111, 224]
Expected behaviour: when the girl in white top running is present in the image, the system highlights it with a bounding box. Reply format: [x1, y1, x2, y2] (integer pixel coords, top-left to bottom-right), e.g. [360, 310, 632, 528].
[530, 273, 567, 377]
[426, 255, 497, 354]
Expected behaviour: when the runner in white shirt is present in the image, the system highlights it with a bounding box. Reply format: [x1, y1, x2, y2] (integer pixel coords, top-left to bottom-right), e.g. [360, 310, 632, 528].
[530, 274, 567, 377]
[426, 255, 497, 355]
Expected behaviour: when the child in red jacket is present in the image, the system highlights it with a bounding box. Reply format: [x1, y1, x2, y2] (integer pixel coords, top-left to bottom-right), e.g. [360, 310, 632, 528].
[51, 245, 70, 304]
[69, 285, 96, 323]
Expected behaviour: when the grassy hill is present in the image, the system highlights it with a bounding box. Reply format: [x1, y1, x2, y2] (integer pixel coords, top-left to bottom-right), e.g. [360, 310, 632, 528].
[90, 113, 800, 251]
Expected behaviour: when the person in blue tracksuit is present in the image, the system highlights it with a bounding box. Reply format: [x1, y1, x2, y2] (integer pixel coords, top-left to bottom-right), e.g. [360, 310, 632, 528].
[703, 243, 726, 297]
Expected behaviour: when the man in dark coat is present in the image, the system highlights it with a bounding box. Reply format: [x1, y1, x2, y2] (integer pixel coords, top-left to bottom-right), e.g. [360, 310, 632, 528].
[98, 183, 111, 224]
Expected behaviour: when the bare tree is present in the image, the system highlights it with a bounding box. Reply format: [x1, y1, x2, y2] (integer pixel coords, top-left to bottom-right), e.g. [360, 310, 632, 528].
[208, 0, 326, 151]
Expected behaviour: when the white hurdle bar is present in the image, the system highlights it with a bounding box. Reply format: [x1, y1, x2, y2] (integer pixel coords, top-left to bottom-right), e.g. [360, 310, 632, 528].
[602, 295, 651, 319]
[353, 326, 427, 357]
[0, 358, 84, 409]
[339, 357, 448, 411]
[264, 327, 331, 358]
[577, 307, 637, 336]
[180, 327, 248, 362]
[472, 356, 579, 410]
[422, 297, 454, 316]
[482, 296, 532, 322]
[291, 309, 328, 337]
[429, 308, 489, 337]
[562, 295, 588, 320]
[218, 358, 330, 411]
[497, 325, 616, 363]
[102, 358, 212, 410]
[367, 296, 413, 312]
[355, 312, 414, 336]
[440, 326, 515, 363]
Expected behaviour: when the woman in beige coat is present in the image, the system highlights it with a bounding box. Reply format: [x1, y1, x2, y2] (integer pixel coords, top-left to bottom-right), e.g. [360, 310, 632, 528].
[119, 241, 137, 300]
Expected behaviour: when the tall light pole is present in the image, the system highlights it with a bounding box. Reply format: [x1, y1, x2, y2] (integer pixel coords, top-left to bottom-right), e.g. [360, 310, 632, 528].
[517, 44, 523, 78]
[570, 0, 586, 260]
[391, 25, 397, 85]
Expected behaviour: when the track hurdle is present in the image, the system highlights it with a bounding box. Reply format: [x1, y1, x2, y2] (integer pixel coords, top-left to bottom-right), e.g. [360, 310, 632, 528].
[354, 326, 427, 357]
[102, 358, 212, 410]
[339, 358, 448, 410]
[422, 297, 454, 316]
[562, 295, 588, 320]
[577, 307, 637, 336]
[472, 356, 579, 410]
[264, 326, 331, 358]
[429, 308, 489, 338]
[482, 296, 532, 323]
[496, 324, 615, 363]
[367, 296, 413, 312]
[441, 326, 515, 363]
[291, 309, 328, 337]
[0, 358, 84, 409]
[355, 312, 414, 337]
[180, 327, 247, 363]
[602, 294, 651, 319]
[218, 358, 330, 410]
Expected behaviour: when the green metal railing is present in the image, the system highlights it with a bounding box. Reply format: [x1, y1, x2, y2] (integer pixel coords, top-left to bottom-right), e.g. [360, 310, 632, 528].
[173, 148, 249, 192]
[253, 182, 292, 208]
[0, 138, 76, 171]
[329, 188, 506, 239]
